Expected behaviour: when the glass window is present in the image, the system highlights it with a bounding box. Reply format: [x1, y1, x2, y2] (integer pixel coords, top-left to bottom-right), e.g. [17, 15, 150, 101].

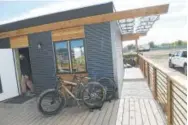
[55, 41, 70, 73]
[70, 39, 86, 73]
[54, 39, 86, 73]
[182, 51, 187, 58]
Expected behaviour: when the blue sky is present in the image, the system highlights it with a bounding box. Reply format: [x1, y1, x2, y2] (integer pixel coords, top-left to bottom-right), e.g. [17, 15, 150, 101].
[0, 1, 52, 21]
[0, 0, 187, 45]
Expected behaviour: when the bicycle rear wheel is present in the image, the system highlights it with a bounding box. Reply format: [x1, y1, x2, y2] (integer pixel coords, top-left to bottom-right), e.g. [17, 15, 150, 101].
[97, 77, 117, 101]
[82, 82, 106, 108]
[37, 89, 66, 116]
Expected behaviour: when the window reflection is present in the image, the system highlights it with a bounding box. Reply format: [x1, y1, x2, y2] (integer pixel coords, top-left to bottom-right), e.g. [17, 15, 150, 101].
[55, 39, 86, 73]
[71, 39, 86, 73]
[55, 42, 70, 73]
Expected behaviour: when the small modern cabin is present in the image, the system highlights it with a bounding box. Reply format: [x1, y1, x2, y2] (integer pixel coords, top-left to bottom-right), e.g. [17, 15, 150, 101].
[0, 2, 168, 101]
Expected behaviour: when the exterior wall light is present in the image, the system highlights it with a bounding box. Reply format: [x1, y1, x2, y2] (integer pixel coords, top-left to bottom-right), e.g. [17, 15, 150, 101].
[38, 43, 42, 49]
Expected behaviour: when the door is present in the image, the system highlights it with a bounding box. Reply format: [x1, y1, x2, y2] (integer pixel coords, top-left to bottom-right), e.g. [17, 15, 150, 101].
[0, 49, 19, 101]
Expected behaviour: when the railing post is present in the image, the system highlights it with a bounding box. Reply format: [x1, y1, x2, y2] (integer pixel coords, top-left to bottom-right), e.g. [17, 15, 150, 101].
[147, 63, 150, 87]
[153, 67, 157, 100]
[167, 77, 172, 125]
[143, 60, 145, 77]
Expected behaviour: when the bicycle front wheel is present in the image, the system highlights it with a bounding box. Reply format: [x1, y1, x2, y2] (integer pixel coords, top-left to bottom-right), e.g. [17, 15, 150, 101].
[37, 89, 66, 116]
[82, 82, 106, 108]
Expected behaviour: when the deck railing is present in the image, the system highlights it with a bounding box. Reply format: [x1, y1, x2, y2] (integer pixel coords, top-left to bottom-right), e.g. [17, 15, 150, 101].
[138, 54, 187, 125]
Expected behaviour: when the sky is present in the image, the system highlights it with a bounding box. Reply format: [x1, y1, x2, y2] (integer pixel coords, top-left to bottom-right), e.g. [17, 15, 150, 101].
[0, 0, 187, 47]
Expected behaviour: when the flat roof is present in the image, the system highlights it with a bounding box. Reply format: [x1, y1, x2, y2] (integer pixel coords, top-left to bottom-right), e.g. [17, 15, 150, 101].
[0, 2, 113, 33]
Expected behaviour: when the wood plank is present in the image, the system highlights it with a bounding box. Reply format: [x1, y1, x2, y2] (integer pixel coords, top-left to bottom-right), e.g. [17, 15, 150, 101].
[116, 99, 124, 125]
[129, 98, 136, 125]
[94, 102, 109, 125]
[121, 33, 146, 41]
[134, 98, 143, 125]
[139, 99, 150, 125]
[75, 110, 90, 125]
[109, 100, 120, 125]
[122, 98, 130, 125]
[144, 99, 157, 125]
[102, 101, 115, 125]
[69, 108, 88, 125]
[82, 109, 95, 125]
[0, 4, 169, 39]
[52, 26, 85, 42]
[149, 100, 166, 125]
[10, 35, 28, 48]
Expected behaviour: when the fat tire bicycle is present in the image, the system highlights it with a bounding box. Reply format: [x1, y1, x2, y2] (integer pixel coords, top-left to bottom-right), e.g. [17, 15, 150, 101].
[72, 74, 117, 101]
[37, 76, 106, 116]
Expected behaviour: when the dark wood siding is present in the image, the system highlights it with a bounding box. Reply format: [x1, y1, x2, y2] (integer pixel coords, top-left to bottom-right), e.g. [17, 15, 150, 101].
[85, 22, 114, 80]
[0, 38, 10, 48]
[28, 31, 56, 94]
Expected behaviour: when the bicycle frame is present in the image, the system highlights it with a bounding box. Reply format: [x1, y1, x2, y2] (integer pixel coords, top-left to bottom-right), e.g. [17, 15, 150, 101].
[58, 78, 84, 101]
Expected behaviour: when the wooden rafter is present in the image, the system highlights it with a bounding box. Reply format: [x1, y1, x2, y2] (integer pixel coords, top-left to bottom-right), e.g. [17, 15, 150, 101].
[121, 33, 146, 41]
[0, 4, 169, 39]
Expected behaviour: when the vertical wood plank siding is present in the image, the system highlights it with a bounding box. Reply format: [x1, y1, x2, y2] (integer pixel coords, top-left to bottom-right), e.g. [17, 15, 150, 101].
[28, 31, 56, 94]
[85, 22, 114, 80]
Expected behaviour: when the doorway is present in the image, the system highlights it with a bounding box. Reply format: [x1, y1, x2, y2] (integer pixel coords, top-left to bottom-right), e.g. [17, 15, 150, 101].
[15, 48, 33, 95]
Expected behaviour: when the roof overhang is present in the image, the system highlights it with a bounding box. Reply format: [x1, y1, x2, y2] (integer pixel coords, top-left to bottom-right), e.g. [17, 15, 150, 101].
[121, 33, 146, 41]
[0, 4, 169, 39]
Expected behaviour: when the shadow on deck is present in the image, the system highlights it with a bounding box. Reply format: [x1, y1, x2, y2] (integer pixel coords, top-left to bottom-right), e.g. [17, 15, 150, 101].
[0, 68, 166, 125]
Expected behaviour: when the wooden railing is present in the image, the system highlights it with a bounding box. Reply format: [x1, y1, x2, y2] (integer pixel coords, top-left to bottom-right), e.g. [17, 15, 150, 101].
[138, 54, 187, 125]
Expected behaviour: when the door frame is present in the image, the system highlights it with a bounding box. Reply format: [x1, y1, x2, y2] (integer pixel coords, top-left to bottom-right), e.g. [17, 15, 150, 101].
[12, 49, 22, 95]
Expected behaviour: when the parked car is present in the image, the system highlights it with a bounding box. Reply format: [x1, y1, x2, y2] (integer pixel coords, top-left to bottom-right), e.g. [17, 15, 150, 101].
[138, 44, 150, 52]
[169, 50, 187, 75]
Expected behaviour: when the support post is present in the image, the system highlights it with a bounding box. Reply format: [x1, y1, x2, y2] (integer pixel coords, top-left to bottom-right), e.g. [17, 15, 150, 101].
[153, 67, 157, 100]
[135, 39, 139, 64]
[147, 63, 150, 87]
[167, 77, 172, 125]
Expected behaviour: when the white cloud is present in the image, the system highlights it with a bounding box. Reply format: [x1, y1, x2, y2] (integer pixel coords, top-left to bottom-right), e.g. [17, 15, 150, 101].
[0, 0, 187, 46]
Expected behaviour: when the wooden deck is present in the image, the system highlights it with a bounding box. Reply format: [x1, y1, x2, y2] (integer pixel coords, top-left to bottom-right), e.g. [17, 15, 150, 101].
[0, 68, 166, 125]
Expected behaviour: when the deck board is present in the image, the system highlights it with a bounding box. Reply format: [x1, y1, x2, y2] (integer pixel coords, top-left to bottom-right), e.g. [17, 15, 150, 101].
[0, 68, 166, 125]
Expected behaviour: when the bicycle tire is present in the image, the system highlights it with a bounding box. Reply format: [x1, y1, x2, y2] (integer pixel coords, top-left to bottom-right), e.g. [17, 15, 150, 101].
[82, 82, 106, 108]
[37, 89, 66, 116]
[97, 77, 117, 101]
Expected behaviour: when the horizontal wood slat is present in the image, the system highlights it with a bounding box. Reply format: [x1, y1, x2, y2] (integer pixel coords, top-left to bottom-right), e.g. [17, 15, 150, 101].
[0, 4, 169, 39]
[10, 35, 28, 48]
[52, 26, 85, 42]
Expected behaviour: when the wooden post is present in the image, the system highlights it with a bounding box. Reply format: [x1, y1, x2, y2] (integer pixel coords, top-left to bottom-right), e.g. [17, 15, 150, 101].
[167, 77, 172, 125]
[143, 60, 145, 77]
[147, 63, 150, 87]
[135, 39, 139, 65]
[153, 67, 157, 100]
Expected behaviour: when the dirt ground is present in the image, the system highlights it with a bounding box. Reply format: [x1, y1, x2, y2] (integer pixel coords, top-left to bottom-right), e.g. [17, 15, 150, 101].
[142, 49, 187, 81]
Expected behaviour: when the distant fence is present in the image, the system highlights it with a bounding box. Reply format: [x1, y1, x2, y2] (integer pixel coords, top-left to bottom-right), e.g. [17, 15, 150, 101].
[138, 54, 187, 125]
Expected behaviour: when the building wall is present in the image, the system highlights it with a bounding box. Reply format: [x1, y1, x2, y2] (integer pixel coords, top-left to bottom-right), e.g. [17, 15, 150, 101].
[27, 3, 114, 94]
[0, 49, 19, 101]
[110, 21, 124, 97]
[28, 32, 56, 94]
[85, 22, 114, 80]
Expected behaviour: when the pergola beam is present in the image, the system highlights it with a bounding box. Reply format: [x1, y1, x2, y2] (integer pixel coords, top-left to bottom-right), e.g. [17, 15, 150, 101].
[121, 33, 146, 41]
[0, 4, 169, 39]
